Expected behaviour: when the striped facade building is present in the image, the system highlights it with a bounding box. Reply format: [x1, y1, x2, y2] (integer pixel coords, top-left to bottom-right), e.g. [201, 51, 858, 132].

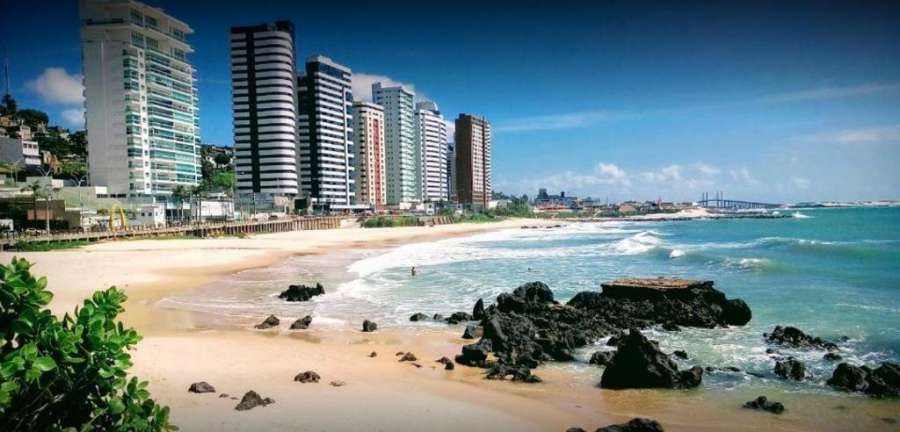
[230, 21, 299, 196]
[414, 101, 448, 202]
[372, 83, 418, 207]
[351, 101, 386, 210]
[80, 0, 201, 197]
[454, 114, 492, 209]
[297, 55, 355, 209]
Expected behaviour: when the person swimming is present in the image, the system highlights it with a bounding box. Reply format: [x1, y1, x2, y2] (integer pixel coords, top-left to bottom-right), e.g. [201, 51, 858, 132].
[411, 266, 417, 277]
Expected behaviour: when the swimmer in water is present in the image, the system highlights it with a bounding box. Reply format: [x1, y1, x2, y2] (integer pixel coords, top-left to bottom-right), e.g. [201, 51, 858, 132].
[411, 266, 417, 277]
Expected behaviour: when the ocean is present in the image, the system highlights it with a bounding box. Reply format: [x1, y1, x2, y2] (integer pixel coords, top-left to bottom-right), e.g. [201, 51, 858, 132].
[161, 206, 900, 397]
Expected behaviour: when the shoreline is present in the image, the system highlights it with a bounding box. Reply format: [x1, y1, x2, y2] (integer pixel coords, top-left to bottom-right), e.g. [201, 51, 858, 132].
[2, 218, 896, 431]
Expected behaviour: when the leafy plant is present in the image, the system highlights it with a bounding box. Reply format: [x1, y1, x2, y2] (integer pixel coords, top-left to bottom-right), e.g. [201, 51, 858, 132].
[0, 257, 173, 431]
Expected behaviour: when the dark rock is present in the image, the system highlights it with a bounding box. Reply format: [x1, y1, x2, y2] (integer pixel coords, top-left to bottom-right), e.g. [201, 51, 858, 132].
[824, 352, 843, 362]
[254, 315, 280, 329]
[472, 298, 485, 320]
[774, 358, 806, 381]
[600, 329, 702, 389]
[566, 428, 587, 432]
[672, 350, 688, 360]
[278, 283, 325, 302]
[432, 313, 444, 321]
[455, 339, 492, 367]
[410, 312, 429, 322]
[596, 417, 665, 432]
[462, 324, 481, 339]
[395, 351, 405, 356]
[827, 362, 900, 397]
[219, 393, 229, 398]
[446, 311, 473, 324]
[742, 396, 785, 414]
[411, 363, 422, 368]
[329, 380, 346, 387]
[607, 333, 624, 346]
[188, 381, 216, 393]
[437, 357, 455, 370]
[589, 351, 614, 367]
[765, 348, 776, 354]
[294, 370, 321, 383]
[290, 315, 312, 330]
[399, 352, 417, 362]
[234, 390, 274, 411]
[764, 326, 838, 350]
[486, 363, 542, 383]
[362, 320, 377, 332]
[369, 351, 377, 358]
[661, 322, 680, 332]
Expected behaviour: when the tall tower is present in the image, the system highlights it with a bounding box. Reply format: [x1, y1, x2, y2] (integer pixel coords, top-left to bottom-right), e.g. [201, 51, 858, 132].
[454, 113, 492, 209]
[230, 21, 298, 197]
[372, 82, 417, 207]
[351, 101, 386, 211]
[297, 55, 354, 209]
[80, 0, 201, 197]
[414, 101, 448, 202]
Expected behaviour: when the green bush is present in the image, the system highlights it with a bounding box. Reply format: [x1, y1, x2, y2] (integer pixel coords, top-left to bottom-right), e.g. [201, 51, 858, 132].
[13, 240, 93, 252]
[0, 257, 173, 431]
[362, 216, 419, 228]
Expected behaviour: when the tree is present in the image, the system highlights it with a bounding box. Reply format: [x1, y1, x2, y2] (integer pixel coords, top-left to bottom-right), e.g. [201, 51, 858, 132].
[15, 109, 49, 128]
[59, 160, 87, 180]
[68, 131, 88, 158]
[0, 93, 16, 116]
[21, 181, 50, 232]
[213, 152, 231, 167]
[0, 257, 173, 431]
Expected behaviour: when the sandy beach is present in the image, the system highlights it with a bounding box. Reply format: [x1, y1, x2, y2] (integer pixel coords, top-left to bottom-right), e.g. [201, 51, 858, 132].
[1, 218, 896, 431]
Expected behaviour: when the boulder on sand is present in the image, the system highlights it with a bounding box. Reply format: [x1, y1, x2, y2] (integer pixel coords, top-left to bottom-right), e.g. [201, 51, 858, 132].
[446, 312, 473, 324]
[743, 396, 785, 414]
[362, 320, 377, 332]
[254, 315, 280, 329]
[188, 381, 216, 393]
[409, 312, 429, 322]
[827, 362, 900, 397]
[278, 283, 325, 302]
[600, 329, 702, 389]
[294, 370, 321, 383]
[596, 417, 665, 432]
[462, 324, 481, 339]
[290, 315, 312, 330]
[764, 326, 838, 350]
[589, 351, 614, 367]
[399, 352, 417, 362]
[437, 357, 455, 370]
[472, 298, 485, 320]
[774, 358, 806, 381]
[234, 390, 274, 411]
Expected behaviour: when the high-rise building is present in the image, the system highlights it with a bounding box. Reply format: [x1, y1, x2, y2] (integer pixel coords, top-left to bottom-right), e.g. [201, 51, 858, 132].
[446, 142, 455, 201]
[80, 0, 201, 197]
[454, 114, 492, 209]
[230, 21, 298, 196]
[414, 101, 448, 202]
[351, 101, 386, 210]
[297, 55, 355, 209]
[372, 83, 417, 207]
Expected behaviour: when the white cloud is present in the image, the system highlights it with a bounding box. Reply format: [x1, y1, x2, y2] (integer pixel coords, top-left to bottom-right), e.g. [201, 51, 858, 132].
[754, 82, 900, 105]
[445, 119, 456, 142]
[495, 110, 636, 133]
[729, 167, 758, 184]
[26, 67, 84, 105]
[800, 125, 900, 145]
[61, 108, 85, 127]
[596, 163, 628, 182]
[790, 177, 811, 190]
[351, 73, 416, 102]
[695, 163, 721, 176]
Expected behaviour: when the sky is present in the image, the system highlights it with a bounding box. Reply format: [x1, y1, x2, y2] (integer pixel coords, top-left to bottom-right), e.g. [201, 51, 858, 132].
[1, 0, 899, 203]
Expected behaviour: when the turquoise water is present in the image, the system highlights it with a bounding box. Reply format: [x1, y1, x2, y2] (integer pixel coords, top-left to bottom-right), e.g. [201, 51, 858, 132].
[323, 207, 900, 393]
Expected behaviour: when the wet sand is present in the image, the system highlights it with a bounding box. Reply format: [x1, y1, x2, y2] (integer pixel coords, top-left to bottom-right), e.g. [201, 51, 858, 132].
[3, 219, 897, 431]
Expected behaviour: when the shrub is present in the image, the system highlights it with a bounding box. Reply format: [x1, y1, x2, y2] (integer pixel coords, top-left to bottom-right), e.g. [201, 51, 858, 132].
[0, 257, 173, 431]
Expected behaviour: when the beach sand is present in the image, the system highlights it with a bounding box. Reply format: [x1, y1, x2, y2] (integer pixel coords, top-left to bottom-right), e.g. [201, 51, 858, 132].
[2, 219, 896, 431]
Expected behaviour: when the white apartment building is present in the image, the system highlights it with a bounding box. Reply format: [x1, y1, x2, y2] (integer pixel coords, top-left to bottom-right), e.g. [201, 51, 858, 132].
[80, 0, 201, 198]
[0, 137, 41, 169]
[351, 101, 386, 210]
[297, 55, 355, 209]
[414, 101, 448, 202]
[230, 21, 299, 196]
[372, 82, 417, 207]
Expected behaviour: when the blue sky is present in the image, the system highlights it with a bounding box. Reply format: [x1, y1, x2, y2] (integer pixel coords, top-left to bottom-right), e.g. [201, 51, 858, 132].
[2, 0, 899, 203]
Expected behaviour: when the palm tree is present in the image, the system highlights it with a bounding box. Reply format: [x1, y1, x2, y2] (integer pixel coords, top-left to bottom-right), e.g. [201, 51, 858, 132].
[171, 185, 187, 223]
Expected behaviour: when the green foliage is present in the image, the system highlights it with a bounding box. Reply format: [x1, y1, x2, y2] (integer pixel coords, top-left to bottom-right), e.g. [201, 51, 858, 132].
[12, 240, 93, 252]
[59, 160, 88, 181]
[0, 257, 173, 431]
[362, 216, 420, 228]
[14, 109, 49, 128]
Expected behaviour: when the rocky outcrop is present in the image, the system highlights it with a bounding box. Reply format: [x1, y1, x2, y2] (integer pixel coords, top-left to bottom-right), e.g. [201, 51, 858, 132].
[672, 350, 688, 360]
[446, 312, 473, 324]
[362, 320, 377, 332]
[486, 363, 542, 383]
[410, 312, 429, 322]
[398, 352, 417, 362]
[774, 358, 806, 381]
[600, 330, 703, 389]
[290, 315, 312, 330]
[278, 283, 325, 302]
[454, 279, 750, 383]
[234, 390, 274, 411]
[188, 381, 216, 393]
[743, 396, 785, 414]
[472, 298, 485, 320]
[824, 352, 843, 362]
[294, 370, 321, 383]
[596, 418, 665, 432]
[462, 324, 481, 339]
[589, 351, 614, 367]
[437, 357, 455, 370]
[827, 362, 900, 397]
[764, 326, 838, 350]
[254, 315, 280, 329]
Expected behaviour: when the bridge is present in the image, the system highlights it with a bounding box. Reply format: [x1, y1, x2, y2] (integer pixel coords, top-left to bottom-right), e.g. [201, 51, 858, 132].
[698, 192, 781, 210]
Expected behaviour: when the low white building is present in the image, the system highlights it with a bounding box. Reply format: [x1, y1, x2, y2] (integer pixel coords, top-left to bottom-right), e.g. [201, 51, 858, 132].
[0, 137, 41, 169]
[135, 204, 166, 228]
